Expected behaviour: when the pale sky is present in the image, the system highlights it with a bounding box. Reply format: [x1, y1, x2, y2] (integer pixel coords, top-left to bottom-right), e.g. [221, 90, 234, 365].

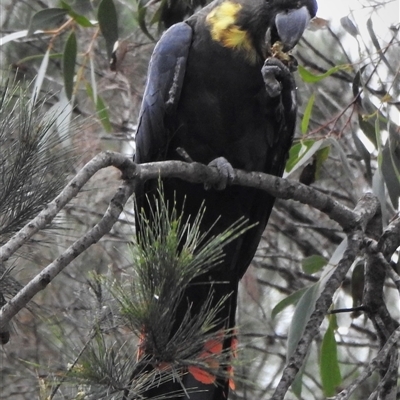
[317, 0, 399, 41]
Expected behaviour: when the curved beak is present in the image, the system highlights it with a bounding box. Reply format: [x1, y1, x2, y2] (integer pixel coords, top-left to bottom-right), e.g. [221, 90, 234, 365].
[275, 6, 311, 51]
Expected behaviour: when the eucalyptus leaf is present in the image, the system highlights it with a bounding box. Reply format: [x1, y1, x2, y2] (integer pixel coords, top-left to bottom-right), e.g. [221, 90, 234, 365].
[27, 8, 68, 36]
[63, 31, 77, 100]
[320, 315, 341, 396]
[98, 0, 119, 59]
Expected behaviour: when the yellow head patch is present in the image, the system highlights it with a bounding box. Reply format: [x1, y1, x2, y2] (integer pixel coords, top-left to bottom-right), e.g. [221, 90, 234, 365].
[206, 1, 256, 62]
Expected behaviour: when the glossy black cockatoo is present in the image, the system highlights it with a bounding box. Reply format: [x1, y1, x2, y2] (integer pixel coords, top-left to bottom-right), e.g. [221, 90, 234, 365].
[134, 0, 317, 398]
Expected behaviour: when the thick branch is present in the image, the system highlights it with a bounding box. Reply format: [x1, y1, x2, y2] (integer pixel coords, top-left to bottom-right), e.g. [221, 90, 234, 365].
[0, 155, 379, 340]
[136, 160, 359, 230]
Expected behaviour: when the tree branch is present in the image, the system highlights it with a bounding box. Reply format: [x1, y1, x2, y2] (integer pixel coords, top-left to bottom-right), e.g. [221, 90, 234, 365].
[334, 325, 400, 400]
[0, 151, 135, 264]
[0, 154, 380, 343]
[270, 194, 381, 400]
[135, 160, 359, 230]
[0, 179, 136, 334]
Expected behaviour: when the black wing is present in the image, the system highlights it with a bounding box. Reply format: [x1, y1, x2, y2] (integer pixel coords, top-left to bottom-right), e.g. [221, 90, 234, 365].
[134, 22, 192, 164]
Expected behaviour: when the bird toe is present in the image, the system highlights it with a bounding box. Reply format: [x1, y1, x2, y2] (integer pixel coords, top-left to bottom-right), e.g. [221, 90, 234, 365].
[206, 157, 235, 190]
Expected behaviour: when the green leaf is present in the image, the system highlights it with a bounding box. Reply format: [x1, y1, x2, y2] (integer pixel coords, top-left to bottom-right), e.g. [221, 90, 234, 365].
[98, 0, 119, 59]
[358, 116, 378, 148]
[302, 255, 328, 274]
[63, 31, 77, 100]
[298, 64, 350, 83]
[60, 1, 94, 27]
[314, 145, 330, 180]
[285, 140, 315, 173]
[27, 8, 68, 36]
[285, 139, 326, 177]
[351, 262, 364, 310]
[86, 83, 111, 132]
[382, 141, 400, 209]
[96, 95, 112, 132]
[375, 117, 383, 167]
[301, 93, 315, 134]
[320, 315, 341, 396]
[271, 287, 309, 319]
[288, 283, 320, 358]
[136, 0, 155, 41]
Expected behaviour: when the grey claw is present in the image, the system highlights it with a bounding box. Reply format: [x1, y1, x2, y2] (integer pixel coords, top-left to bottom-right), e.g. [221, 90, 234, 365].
[205, 157, 235, 190]
[261, 58, 295, 97]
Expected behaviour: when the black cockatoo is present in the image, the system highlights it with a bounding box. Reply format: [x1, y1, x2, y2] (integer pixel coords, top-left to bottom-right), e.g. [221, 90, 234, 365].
[134, 0, 317, 398]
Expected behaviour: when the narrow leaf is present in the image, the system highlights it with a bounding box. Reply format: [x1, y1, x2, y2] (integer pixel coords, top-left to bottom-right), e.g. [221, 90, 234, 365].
[0, 30, 28, 46]
[60, 1, 94, 27]
[328, 238, 347, 267]
[375, 117, 383, 167]
[320, 315, 341, 396]
[382, 144, 400, 209]
[302, 255, 328, 274]
[89, 57, 97, 104]
[27, 8, 68, 36]
[298, 64, 350, 84]
[63, 31, 77, 100]
[137, 0, 155, 41]
[96, 95, 112, 132]
[31, 48, 50, 104]
[314, 146, 330, 180]
[287, 283, 320, 358]
[271, 287, 309, 319]
[358, 116, 378, 148]
[301, 93, 315, 134]
[366, 18, 393, 73]
[284, 140, 325, 177]
[340, 16, 359, 37]
[98, 0, 119, 59]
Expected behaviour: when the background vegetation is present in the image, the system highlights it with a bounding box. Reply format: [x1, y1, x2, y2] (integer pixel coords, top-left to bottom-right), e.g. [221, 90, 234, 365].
[0, 0, 399, 399]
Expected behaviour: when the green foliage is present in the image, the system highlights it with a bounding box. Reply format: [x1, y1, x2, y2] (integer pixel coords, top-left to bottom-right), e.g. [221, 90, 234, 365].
[0, 77, 75, 244]
[58, 191, 250, 398]
[271, 287, 309, 319]
[98, 0, 119, 59]
[381, 130, 400, 209]
[27, 8, 68, 36]
[136, 0, 156, 41]
[60, 1, 94, 27]
[285, 139, 318, 174]
[302, 255, 328, 274]
[320, 315, 342, 396]
[86, 82, 113, 133]
[112, 192, 249, 363]
[63, 31, 77, 100]
[301, 93, 315, 134]
[298, 64, 351, 83]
